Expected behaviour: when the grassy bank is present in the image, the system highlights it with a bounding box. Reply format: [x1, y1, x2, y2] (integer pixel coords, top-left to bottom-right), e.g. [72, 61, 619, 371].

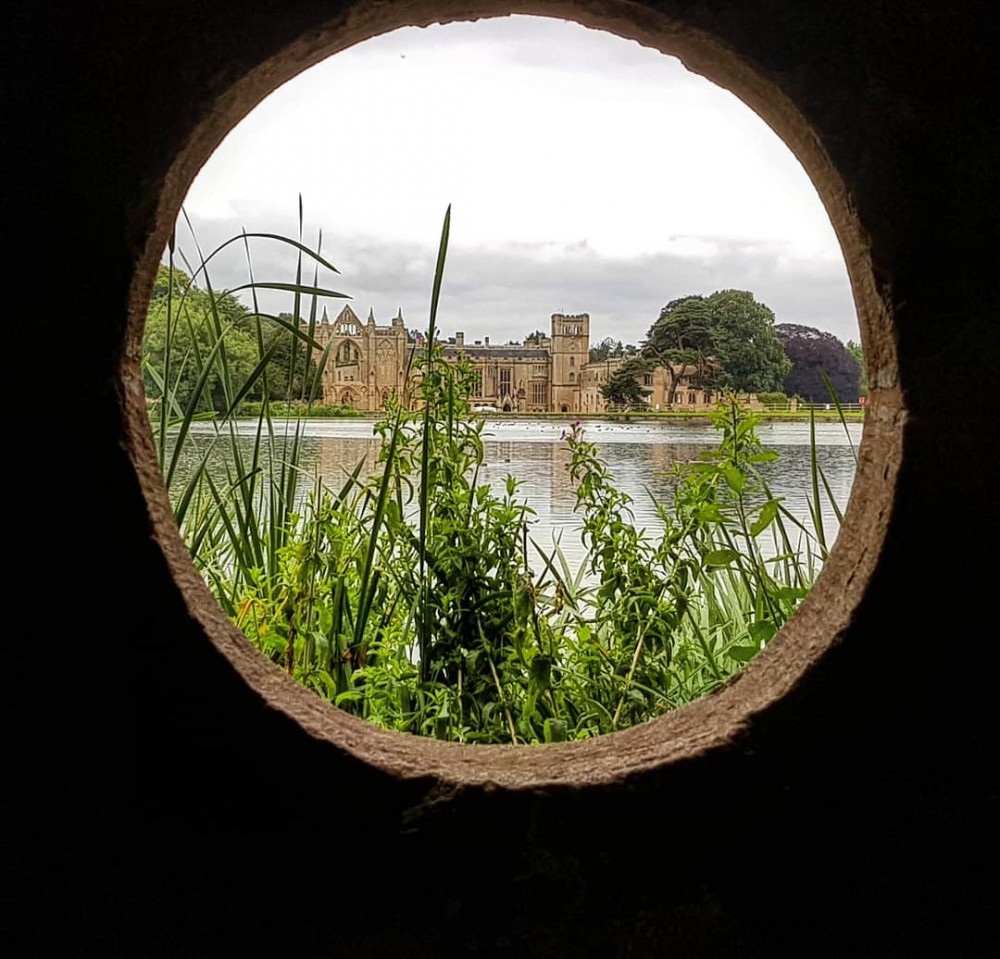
[604, 409, 864, 423]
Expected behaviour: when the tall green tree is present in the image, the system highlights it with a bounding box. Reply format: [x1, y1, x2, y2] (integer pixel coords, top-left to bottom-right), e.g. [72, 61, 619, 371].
[708, 290, 792, 394]
[143, 266, 256, 413]
[643, 295, 716, 403]
[143, 266, 319, 412]
[589, 336, 626, 362]
[270, 313, 322, 401]
[642, 290, 791, 398]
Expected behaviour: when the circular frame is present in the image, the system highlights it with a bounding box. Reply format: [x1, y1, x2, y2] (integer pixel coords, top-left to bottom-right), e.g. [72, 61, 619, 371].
[121, 0, 899, 789]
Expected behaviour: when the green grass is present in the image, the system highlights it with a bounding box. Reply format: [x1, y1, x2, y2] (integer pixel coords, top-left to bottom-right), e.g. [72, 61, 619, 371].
[602, 408, 864, 422]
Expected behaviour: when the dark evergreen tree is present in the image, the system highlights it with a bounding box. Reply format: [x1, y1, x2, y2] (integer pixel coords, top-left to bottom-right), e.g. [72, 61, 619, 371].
[599, 356, 655, 407]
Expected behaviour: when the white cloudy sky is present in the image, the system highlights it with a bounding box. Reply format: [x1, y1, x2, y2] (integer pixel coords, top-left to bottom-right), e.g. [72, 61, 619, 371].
[178, 15, 859, 346]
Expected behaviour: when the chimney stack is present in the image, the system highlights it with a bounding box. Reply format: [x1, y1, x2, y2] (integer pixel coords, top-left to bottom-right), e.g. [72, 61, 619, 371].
[456, 331, 464, 347]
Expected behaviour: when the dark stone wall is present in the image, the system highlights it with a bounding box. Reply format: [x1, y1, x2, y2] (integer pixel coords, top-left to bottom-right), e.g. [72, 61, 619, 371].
[13, 2, 998, 954]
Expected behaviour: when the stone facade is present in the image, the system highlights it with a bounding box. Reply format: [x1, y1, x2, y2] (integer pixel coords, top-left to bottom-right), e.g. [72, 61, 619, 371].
[312, 305, 717, 412]
[442, 312, 591, 413]
[310, 304, 413, 411]
[579, 358, 725, 413]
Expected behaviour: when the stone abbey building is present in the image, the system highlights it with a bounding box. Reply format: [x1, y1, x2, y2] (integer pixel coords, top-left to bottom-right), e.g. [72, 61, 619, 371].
[311, 304, 716, 413]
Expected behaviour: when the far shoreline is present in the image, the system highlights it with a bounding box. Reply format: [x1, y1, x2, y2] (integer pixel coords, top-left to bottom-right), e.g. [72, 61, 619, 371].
[232, 408, 865, 425]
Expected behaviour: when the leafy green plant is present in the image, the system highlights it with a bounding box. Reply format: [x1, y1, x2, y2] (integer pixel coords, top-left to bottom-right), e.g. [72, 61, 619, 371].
[232, 372, 838, 742]
[149, 206, 851, 745]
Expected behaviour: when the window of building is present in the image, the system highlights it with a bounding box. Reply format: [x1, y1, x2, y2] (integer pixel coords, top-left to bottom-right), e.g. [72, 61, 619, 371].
[532, 382, 546, 405]
[643, 373, 653, 386]
[499, 368, 511, 393]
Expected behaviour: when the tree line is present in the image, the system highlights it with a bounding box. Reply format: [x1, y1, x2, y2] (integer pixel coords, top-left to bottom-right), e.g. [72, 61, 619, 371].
[143, 266, 321, 413]
[598, 290, 865, 407]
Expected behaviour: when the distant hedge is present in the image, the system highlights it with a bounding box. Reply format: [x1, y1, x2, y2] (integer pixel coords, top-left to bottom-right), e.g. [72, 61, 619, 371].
[238, 401, 362, 418]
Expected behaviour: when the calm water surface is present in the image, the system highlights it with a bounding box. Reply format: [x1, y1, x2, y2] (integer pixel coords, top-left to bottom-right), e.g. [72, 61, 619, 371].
[180, 417, 861, 569]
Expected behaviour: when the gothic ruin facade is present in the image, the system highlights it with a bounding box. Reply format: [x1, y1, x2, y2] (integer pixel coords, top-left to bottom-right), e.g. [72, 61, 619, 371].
[310, 304, 412, 411]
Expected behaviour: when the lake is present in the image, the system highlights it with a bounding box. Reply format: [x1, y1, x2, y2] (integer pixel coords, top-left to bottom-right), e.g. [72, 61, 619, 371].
[180, 416, 861, 571]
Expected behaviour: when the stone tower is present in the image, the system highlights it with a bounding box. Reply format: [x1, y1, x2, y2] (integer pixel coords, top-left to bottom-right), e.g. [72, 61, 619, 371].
[549, 312, 589, 412]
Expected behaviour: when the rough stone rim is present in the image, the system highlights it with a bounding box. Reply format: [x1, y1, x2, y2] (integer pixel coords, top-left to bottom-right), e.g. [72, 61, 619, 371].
[120, 0, 900, 790]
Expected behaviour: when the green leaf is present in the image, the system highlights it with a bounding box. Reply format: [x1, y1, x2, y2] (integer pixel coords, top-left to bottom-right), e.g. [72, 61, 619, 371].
[705, 549, 740, 567]
[263, 633, 288, 655]
[750, 500, 779, 536]
[775, 586, 809, 603]
[530, 655, 552, 690]
[748, 621, 777, 644]
[722, 465, 746, 493]
[728, 644, 759, 663]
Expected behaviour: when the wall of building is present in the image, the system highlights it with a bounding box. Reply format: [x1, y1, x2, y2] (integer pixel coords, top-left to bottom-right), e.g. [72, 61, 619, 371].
[316, 306, 729, 415]
[316, 309, 624, 414]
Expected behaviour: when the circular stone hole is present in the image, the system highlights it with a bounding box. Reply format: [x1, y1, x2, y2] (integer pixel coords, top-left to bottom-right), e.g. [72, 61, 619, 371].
[127, 6, 896, 784]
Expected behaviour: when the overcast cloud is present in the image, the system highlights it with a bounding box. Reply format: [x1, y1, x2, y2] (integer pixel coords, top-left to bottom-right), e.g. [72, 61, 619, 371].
[178, 16, 859, 346]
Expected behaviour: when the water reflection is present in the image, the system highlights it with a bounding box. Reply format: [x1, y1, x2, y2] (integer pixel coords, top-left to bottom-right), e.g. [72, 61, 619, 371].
[178, 418, 860, 571]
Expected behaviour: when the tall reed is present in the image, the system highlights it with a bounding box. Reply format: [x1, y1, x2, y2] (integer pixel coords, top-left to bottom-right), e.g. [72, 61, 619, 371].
[145, 202, 348, 611]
